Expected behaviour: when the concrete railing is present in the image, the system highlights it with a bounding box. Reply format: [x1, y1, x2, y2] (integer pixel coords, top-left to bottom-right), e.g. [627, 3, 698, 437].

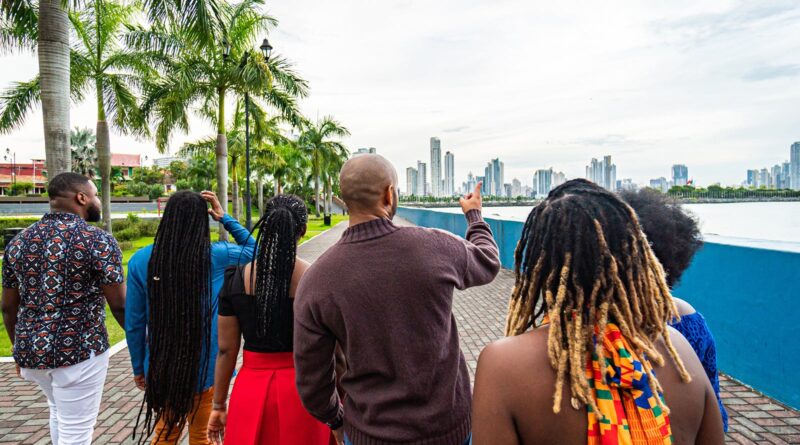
[397, 206, 800, 410]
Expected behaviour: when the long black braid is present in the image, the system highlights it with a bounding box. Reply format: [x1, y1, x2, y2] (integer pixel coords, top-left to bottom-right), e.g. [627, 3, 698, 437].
[249, 195, 307, 344]
[135, 191, 213, 443]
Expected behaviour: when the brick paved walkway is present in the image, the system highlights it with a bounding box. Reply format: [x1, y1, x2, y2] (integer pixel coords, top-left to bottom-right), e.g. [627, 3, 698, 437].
[1, 218, 799, 444]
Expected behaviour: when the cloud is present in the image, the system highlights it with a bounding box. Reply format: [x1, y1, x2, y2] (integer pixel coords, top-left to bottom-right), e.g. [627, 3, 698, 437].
[743, 64, 800, 81]
[442, 126, 469, 133]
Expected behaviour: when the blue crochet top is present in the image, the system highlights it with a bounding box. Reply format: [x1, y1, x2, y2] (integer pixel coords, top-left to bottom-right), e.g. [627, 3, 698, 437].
[671, 312, 729, 432]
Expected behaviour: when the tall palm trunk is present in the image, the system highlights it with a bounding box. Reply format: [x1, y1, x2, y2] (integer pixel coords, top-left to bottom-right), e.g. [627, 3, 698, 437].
[231, 163, 240, 220]
[215, 89, 228, 241]
[39, 0, 71, 178]
[274, 176, 281, 197]
[256, 178, 264, 216]
[313, 152, 321, 217]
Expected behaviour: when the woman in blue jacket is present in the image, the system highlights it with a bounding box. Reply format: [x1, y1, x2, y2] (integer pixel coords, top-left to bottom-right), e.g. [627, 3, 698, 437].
[125, 191, 255, 444]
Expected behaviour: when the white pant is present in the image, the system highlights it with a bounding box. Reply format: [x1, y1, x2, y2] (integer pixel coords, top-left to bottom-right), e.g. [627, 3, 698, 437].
[21, 351, 110, 445]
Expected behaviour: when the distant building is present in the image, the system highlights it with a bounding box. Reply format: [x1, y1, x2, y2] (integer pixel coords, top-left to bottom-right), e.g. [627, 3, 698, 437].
[672, 164, 689, 187]
[522, 185, 533, 198]
[791, 142, 800, 191]
[484, 158, 504, 196]
[112, 153, 143, 179]
[0, 159, 47, 195]
[430, 138, 442, 197]
[465, 172, 476, 193]
[406, 167, 418, 196]
[504, 183, 512, 198]
[782, 161, 791, 190]
[585, 155, 616, 191]
[444, 151, 455, 196]
[746, 169, 759, 188]
[511, 178, 522, 197]
[416, 161, 427, 197]
[153, 156, 184, 168]
[771, 164, 783, 189]
[534, 169, 552, 198]
[353, 147, 377, 156]
[618, 178, 637, 192]
[649, 177, 669, 193]
[759, 168, 770, 188]
[552, 171, 567, 189]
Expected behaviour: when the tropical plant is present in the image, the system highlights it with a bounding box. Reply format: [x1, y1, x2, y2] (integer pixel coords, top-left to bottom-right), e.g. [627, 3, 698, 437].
[1, 0, 72, 177]
[70, 127, 97, 177]
[2, 0, 151, 232]
[186, 151, 215, 192]
[298, 116, 349, 217]
[131, 0, 308, 238]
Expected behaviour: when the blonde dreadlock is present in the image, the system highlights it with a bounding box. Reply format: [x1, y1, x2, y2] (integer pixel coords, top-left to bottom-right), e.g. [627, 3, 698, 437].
[505, 179, 691, 416]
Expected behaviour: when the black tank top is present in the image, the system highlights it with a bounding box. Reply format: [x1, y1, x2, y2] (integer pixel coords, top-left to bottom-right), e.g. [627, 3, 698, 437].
[218, 265, 294, 352]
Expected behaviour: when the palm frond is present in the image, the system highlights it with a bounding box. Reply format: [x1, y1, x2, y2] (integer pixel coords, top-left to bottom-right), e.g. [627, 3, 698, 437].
[0, 76, 39, 133]
[1, 0, 37, 46]
[103, 73, 150, 137]
[179, 136, 216, 157]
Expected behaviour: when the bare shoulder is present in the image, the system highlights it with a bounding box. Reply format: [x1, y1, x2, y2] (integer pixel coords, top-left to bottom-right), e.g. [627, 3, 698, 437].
[477, 328, 553, 386]
[671, 297, 697, 316]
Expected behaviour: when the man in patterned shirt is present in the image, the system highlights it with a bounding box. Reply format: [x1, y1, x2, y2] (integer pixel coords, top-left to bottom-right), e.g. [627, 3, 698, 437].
[1, 172, 126, 445]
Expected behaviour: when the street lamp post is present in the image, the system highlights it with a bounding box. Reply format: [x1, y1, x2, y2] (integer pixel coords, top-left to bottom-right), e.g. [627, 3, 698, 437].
[4, 148, 17, 194]
[244, 38, 273, 231]
[223, 38, 272, 231]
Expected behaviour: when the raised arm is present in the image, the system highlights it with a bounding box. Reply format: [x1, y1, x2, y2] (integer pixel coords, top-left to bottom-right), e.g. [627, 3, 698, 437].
[293, 279, 342, 437]
[456, 182, 501, 289]
[125, 250, 149, 388]
[202, 191, 256, 263]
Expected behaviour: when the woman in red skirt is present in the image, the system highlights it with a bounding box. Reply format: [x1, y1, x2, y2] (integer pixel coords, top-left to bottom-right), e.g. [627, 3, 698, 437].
[207, 195, 336, 445]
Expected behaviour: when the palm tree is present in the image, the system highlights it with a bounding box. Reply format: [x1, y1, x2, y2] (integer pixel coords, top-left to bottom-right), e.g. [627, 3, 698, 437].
[321, 144, 348, 218]
[2, 0, 150, 232]
[132, 0, 307, 238]
[2, 0, 71, 177]
[71, 0, 150, 232]
[298, 116, 350, 217]
[70, 127, 97, 177]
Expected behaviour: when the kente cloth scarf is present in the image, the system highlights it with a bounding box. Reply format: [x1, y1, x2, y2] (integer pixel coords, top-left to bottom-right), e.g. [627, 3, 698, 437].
[586, 322, 673, 445]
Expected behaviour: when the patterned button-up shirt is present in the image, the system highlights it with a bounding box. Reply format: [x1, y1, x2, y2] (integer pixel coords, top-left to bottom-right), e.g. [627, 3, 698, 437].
[2, 212, 124, 369]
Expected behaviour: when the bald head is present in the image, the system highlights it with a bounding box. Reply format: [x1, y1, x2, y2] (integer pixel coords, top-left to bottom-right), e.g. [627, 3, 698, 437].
[340, 154, 398, 214]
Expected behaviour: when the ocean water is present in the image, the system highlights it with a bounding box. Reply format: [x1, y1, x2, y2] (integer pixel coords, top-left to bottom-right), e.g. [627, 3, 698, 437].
[431, 202, 800, 243]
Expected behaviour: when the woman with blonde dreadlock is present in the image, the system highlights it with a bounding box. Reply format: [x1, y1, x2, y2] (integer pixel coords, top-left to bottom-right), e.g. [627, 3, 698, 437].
[471, 179, 724, 445]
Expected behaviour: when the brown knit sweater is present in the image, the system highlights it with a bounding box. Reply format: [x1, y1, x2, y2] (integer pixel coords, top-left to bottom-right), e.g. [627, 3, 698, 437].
[294, 210, 500, 445]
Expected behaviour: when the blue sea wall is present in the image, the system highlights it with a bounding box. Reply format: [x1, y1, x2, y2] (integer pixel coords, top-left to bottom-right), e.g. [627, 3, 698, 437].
[397, 206, 800, 409]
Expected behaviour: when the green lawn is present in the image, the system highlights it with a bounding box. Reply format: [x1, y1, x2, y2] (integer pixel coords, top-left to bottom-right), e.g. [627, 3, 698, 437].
[0, 214, 347, 357]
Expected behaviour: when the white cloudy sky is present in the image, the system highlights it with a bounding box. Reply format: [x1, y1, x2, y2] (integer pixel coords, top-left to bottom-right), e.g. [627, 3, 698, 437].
[1, 0, 799, 190]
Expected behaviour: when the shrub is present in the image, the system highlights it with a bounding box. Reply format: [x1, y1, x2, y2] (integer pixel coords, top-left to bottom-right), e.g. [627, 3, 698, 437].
[138, 219, 160, 237]
[118, 241, 134, 251]
[111, 219, 131, 232]
[127, 182, 150, 197]
[114, 227, 141, 242]
[148, 184, 164, 200]
[126, 213, 140, 224]
[175, 179, 192, 191]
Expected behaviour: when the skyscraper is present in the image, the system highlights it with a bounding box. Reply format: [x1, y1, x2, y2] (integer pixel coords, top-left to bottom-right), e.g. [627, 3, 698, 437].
[771, 164, 783, 189]
[430, 137, 442, 197]
[444, 151, 455, 196]
[746, 169, 759, 188]
[534, 169, 552, 198]
[406, 167, 418, 196]
[782, 162, 791, 190]
[672, 164, 689, 187]
[649, 177, 669, 193]
[511, 178, 522, 197]
[465, 172, 476, 193]
[416, 161, 427, 196]
[485, 158, 504, 196]
[353, 147, 377, 157]
[791, 142, 800, 191]
[585, 156, 616, 190]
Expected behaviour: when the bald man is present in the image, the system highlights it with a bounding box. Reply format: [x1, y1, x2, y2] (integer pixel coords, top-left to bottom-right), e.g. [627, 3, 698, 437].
[294, 154, 501, 445]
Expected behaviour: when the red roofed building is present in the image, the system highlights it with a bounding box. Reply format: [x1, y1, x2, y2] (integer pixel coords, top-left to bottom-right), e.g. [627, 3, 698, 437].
[111, 153, 142, 179]
[0, 159, 46, 195]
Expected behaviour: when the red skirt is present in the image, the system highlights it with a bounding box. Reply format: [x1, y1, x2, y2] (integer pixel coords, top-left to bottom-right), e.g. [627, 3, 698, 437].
[224, 351, 334, 445]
